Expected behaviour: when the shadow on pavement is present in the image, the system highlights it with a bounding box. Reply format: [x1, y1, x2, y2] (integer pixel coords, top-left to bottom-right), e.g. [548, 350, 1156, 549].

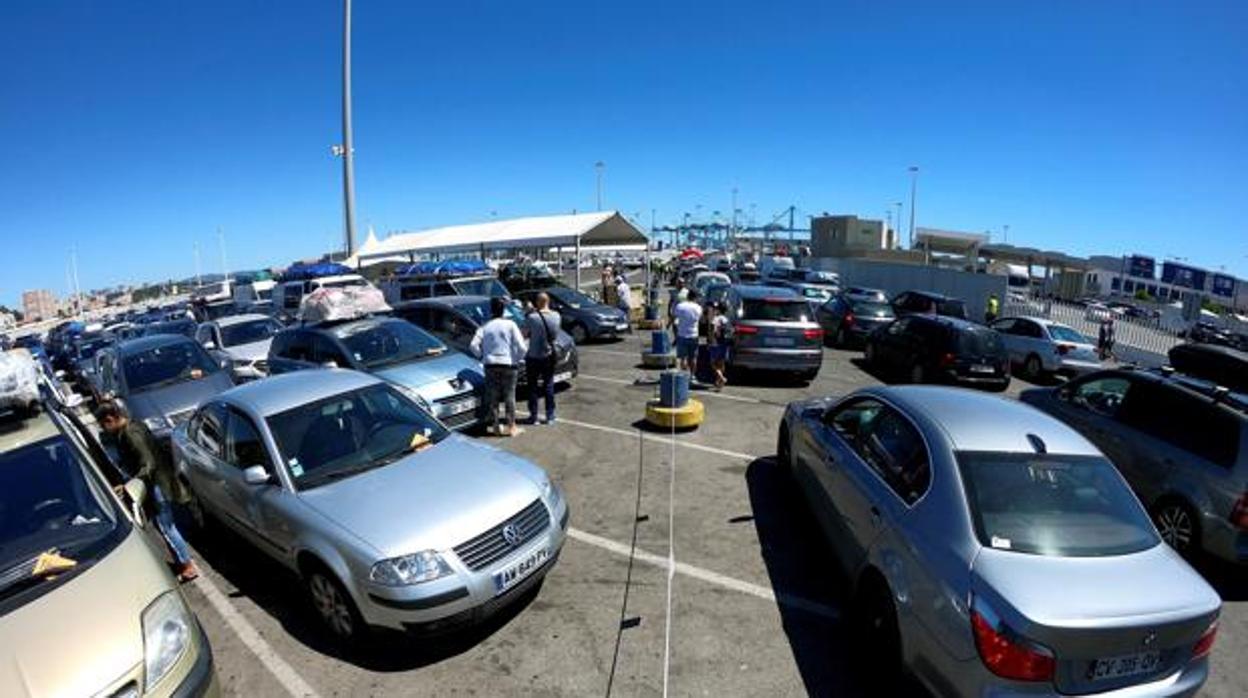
[848, 357, 901, 386]
[744, 456, 931, 697]
[185, 514, 539, 672]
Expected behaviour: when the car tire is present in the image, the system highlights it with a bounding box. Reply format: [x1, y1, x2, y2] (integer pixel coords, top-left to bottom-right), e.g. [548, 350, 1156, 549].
[909, 363, 925, 384]
[1024, 354, 1043, 381]
[305, 564, 366, 643]
[776, 425, 793, 474]
[863, 343, 876, 366]
[1153, 499, 1200, 557]
[569, 323, 589, 344]
[851, 575, 903, 687]
[836, 327, 849, 348]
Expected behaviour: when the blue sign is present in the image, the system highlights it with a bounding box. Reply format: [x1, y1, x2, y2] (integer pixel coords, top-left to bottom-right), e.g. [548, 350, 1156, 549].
[1127, 255, 1155, 279]
[1161, 262, 1207, 290]
[1211, 274, 1236, 299]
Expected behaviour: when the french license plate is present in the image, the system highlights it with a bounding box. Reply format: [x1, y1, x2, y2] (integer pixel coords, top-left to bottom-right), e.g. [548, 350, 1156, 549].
[763, 336, 795, 347]
[1090, 651, 1161, 681]
[615, 323, 629, 331]
[493, 547, 549, 595]
[445, 397, 478, 415]
[554, 371, 573, 383]
[970, 364, 995, 374]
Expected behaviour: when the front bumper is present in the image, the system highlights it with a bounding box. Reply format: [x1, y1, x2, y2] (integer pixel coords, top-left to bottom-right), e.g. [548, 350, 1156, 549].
[357, 501, 569, 633]
[589, 319, 632, 337]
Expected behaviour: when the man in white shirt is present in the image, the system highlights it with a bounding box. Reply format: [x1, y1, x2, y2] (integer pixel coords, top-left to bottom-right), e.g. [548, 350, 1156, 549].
[470, 297, 528, 436]
[615, 275, 632, 316]
[670, 289, 703, 376]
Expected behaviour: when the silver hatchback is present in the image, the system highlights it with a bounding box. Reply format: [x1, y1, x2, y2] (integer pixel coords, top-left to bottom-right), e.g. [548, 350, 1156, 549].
[171, 369, 567, 640]
[723, 285, 824, 381]
[778, 386, 1220, 697]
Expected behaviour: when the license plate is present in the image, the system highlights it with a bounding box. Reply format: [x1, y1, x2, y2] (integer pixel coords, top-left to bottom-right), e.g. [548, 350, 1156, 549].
[445, 397, 478, 415]
[554, 371, 573, 383]
[492, 547, 549, 595]
[1090, 651, 1161, 681]
[615, 323, 629, 331]
[970, 364, 995, 374]
[763, 337, 795, 347]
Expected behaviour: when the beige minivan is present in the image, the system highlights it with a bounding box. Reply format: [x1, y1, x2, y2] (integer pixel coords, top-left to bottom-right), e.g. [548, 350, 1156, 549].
[0, 403, 217, 697]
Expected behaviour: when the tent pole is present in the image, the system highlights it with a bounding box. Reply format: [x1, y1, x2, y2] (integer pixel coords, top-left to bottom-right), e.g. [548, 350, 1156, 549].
[575, 237, 582, 291]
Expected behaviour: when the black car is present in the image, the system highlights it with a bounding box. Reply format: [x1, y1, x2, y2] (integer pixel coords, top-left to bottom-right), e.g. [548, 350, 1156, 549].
[499, 263, 561, 294]
[816, 293, 896, 347]
[1167, 343, 1248, 393]
[890, 290, 969, 320]
[513, 287, 630, 343]
[864, 315, 1010, 391]
[390, 296, 579, 388]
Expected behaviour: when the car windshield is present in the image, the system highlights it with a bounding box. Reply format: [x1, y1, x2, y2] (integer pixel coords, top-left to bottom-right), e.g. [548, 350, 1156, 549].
[460, 301, 524, 326]
[220, 319, 281, 347]
[957, 328, 1004, 356]
[0, 434, 122, 604]
[76, 337, 110, 359]
[265, 383, 450, 489]
[742, 298, 811, 322]
[123, 341, 220, 392]
[549, 287, 597, 309]
[451, 278, 509, 298]
[850, 300, 894, 317]
[956, 452, 1159, 557]
[334, 321, 446, 369]
[1047, 324, 1087, 344]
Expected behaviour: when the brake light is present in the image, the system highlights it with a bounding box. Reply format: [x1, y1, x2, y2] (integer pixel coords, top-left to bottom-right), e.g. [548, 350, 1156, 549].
[1056, 344, 1072, 355]
[1231, 494, 1248, 530]
[1193, 621, 1218, 659]
[734, 324, 759, 335]
[971, 610, 1055, 681]
[803, 328, 824, 340]
[939, 352, 956, 368]
[843, 312, 855, 327]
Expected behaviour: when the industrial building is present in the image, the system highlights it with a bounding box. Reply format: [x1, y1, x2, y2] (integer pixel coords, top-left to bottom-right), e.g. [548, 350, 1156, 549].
[21, 289, 58, 321]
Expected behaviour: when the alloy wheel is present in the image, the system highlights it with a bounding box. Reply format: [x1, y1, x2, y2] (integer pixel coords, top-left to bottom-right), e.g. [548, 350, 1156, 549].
[1155, 505, 1195, 552]
[1025, 355, 1042, 380]
[309, 573, 355, 639]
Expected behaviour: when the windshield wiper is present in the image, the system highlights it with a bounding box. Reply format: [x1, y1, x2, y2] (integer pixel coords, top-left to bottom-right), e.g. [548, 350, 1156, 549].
[0, 551, 85, 600]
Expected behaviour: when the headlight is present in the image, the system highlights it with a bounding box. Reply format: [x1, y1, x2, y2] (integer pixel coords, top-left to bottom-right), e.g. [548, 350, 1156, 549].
[143, 416, 172, 433]
[595, 313, 616, 321]
[141, 590, 192, 691]
[393, 384, 432, 413]
[542, 478, 564, 510]
[370, 551, 452, 586]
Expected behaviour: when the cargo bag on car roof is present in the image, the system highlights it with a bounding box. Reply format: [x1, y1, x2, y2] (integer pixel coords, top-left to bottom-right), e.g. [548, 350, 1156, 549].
[300, 285, 391, 324]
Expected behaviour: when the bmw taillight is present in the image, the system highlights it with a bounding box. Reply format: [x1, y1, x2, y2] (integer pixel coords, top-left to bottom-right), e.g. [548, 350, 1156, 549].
[1230, 493, 1248, 530]
[971, 608, 1055, 682]
[803, 328, 824, 340]
[1193, 621, 1218, 659]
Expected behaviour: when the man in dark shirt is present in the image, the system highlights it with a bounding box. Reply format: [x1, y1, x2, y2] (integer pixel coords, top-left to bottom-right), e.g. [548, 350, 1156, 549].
[97, 401, 199, 581]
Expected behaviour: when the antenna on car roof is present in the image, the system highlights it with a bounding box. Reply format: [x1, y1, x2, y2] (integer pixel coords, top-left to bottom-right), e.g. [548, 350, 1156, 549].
[1025, 433, 1047, 454]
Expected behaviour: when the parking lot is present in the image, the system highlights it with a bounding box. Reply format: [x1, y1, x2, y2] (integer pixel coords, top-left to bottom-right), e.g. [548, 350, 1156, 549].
[169, 337, 1248, 697]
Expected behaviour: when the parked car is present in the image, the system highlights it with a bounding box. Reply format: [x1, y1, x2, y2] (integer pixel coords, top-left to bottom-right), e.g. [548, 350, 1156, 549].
[267, 317, 483, 431]
[0, 349, 41, 420]
[1084, 302, 1114, 323]
[1185, 321, 1234, 347]
[890, 290, 969, 320]
[383, 260, 511, 303]
[94, 335, 235, 442]
[141, 318, 198, 339]
[195, 313, 282, 382]
[391, 296, 578, 388]
[498, 262, 559, 295]
[990, 316, 1102, 380]
[274, 265, 374, 322]
[691, 271, 731, 298]
[815, 293, 895, 347]
[512, 287, 629, 343]
[793, 269, 840, 288]
[783, 281, 836, 310]
[842, 286, 889, 304]
[0, 403, 219, 697]
[864, 315, 1010, 391]
[1021, 368, 1248, 563]
[171, 370, 568, 641]
[777, 385, 1221, 697]
[720, 285, 823, 381]
[1167, 343, 1248, 393]
[66, 332, 117, 393]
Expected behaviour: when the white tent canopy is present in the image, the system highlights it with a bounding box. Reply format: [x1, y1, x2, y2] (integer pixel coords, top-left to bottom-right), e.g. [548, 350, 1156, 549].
[353, 211, 647, 262]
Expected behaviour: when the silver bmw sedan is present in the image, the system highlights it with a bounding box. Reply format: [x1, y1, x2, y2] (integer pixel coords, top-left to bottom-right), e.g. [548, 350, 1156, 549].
[777, 385, 1220, 697]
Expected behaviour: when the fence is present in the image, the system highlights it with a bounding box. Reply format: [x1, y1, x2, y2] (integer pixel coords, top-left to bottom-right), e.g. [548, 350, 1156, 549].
[1001, 298, 1181, 368]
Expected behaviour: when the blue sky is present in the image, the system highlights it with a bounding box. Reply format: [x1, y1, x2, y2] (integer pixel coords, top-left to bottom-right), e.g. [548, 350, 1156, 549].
[2, 1, 1245, 307]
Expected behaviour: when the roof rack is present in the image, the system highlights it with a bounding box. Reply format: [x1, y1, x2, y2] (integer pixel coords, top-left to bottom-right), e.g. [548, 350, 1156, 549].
[280, 262, 354, 282]
[395, 260, 492, 278]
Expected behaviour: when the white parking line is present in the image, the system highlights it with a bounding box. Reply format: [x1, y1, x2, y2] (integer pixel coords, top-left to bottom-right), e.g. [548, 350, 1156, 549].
[567, 527, 839, 621]
[554, 417, 758, 462]
[193, 572, 324, 698]
[577, 373, 772, 406]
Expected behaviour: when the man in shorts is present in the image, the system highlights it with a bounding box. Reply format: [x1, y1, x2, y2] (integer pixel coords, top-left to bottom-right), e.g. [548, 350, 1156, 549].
[671, 289, 703, 376]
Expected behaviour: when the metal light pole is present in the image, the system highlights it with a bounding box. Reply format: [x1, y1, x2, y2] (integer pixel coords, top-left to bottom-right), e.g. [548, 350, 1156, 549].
[1003, 224, 1010, 244]
[907, 166, 919, 248]
[217, 228, 230, 284]
[893, 202, 903, 247]
[193, 242, 202, 289]
[595, 161, 605, 210]
[731, 186, 738, 244]
[340, 0, 358, 257]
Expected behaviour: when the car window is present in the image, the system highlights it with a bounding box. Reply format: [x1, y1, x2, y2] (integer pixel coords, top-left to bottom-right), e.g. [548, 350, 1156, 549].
[1070, 375, 1130, 418]
[310, 335, 348, 367]
[226, 410, 271, 470]
[194, 403, 227, 459]
[220, 319, 281, 347]
[280, 332, 314, 362]
[399, 283, 431, 301]
[957, 452, 1159, 557]
[121, 340, 220, 392]
[1046, 324, 1087, 343]
[992, 319, 1016, 334]
[887, 318, 909, 335]
[432, 281, 456, 296]
[1018, 321, 1044, 338]
[1119, 383, 1240, 468]
[741, 298, 810, 322]
[282, 283, 303, 310]
[859, 409, 931, 504]
[332, 320, 446, 369]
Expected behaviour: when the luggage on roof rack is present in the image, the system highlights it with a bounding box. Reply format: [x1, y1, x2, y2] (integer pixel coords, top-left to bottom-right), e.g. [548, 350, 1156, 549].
[299, 285, 391, 324]
[281, 262, 354, 282]
[395, 260, 492, 278]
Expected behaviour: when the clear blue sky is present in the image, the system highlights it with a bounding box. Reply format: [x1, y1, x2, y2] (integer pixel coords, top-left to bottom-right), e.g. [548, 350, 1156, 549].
[2, 1, 1246, 307]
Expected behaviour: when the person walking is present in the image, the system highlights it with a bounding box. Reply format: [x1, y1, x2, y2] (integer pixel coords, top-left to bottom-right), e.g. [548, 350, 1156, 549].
[1097, 316, 1116, 361]
[96, 401, 199, 582]
[985, 293, 1000, 323]
[708, 301, 731, 391]
[471, 297, 528, 437]
[671, 289, 703, 377]
[524, 292, 561, 425]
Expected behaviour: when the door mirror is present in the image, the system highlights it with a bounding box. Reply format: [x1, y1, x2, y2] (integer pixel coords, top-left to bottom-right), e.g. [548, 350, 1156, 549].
[122, 478, 147, 523]
[202, 340, 216, 350]
[218, 357, 231, 371]
[1056, 385, 1073, 401]
[242, 465, 271, 485]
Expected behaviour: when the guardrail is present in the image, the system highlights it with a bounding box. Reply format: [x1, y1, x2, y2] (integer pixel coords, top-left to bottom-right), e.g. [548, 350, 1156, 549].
[1001, 299, 1180, 368]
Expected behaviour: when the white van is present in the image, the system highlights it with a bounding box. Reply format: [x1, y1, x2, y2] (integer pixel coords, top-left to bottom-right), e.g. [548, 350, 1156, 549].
[232, 279, 277, 313]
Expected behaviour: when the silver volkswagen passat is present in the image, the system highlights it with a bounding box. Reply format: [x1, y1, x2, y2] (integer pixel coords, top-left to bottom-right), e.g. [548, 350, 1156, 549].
[171, 369, 567, 640]
[777, 385, 1220, 697]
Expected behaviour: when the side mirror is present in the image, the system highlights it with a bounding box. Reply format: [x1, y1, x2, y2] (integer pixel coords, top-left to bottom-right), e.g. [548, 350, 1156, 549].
[122, 478, 147, 523]
[218, 357, 231, 371]
[54, 370, 67, 379]
[202, 341, 216, 350]
[242, 465, 271, 485]
[1056, 386, 1072, 401]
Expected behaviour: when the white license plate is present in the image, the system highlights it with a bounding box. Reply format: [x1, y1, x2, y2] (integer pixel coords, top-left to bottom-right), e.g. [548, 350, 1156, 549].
[1090, 651, 1161, 681]
[554, 371, 573, 383]
[445, 397, 478, 415]
[763, 337, 795, 347]
[970, 364, 995, 374]
[615, 323, 629, 331]
[492, 547, 549, 595]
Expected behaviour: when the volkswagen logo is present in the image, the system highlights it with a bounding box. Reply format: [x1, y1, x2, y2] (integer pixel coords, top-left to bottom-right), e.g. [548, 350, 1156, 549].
[502, 524, 524, 547]
[1142, 630, 1158, 647]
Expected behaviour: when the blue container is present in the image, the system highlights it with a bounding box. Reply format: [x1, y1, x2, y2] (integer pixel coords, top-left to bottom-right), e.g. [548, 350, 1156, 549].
[659, 370, 690, 408]
[651, 330, 671, 355]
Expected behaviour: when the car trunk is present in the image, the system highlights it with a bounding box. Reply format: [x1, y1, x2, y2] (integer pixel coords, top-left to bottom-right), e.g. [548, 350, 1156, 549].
[948, 328, 1009, 377]
[734, 299, 821, 351]
[971, 546, 1219, 694]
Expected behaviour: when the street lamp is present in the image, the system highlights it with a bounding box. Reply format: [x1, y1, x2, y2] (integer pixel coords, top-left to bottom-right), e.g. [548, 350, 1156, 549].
[594, 161, 605, 210]
[907, 166, 919, 249]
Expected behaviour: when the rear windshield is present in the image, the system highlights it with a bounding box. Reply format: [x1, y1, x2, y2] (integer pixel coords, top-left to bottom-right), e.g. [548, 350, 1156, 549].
[850, 300, 894, 317]
[1047, 324, 1087, 344]
[741, 298, 812, 322]
[451, 278, 509, 298]
[957, 328, 1005, 356]
[123, 341, 221, 392]
[957, 452, 1159, 557]
[221, 318, 282, 347]
[937, 299, 968, 319]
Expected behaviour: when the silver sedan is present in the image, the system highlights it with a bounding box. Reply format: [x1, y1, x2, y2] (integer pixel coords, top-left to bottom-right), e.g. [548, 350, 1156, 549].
[171, 369, 567, 641]
[777, 385, 1221, 697]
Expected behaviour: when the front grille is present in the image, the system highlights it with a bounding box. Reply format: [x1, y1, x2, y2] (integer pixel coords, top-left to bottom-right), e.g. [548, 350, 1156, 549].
[453, 499, 551, 571]
[441, 409, 478, 430]
[435, 391, 475, 411]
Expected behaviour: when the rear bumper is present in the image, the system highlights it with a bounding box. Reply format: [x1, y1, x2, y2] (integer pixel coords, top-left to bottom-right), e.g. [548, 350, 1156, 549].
[731, 348, 822, 372]
[936, 653, 1208, 698]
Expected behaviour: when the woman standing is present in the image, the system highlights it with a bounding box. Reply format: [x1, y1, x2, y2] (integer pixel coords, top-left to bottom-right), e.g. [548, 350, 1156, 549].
[708, 302, 732, 391]
[471, 297, 529, 436]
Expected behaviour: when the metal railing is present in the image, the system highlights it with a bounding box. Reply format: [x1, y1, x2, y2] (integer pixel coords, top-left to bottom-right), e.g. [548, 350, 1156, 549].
[1000, 298, 1181, 368]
